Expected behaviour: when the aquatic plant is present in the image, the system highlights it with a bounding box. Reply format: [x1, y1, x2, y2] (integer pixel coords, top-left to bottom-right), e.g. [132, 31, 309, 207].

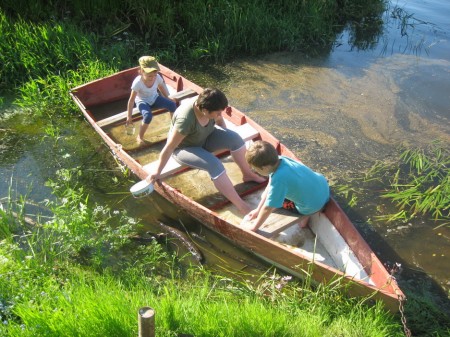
[370, 143, 449, 228]
[332, 142, 449, 230]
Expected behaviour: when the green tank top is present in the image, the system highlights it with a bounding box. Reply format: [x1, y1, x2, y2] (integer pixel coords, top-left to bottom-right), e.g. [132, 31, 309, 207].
[171, 98, 215, 148]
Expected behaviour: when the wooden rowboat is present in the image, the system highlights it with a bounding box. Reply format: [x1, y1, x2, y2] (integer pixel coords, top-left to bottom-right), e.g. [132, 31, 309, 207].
[70, 63, 405, 312]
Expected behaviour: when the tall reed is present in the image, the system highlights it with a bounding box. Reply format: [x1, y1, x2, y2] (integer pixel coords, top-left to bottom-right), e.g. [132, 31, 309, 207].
[333, 142, 449, 227]
[373, 143, 449, 227]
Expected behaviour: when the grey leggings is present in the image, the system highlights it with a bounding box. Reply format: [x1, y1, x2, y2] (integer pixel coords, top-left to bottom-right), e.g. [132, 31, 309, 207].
[172, 127, 244, 179]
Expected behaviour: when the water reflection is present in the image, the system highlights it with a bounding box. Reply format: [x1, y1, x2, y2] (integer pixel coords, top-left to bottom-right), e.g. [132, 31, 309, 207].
[341, 2, 385, 52]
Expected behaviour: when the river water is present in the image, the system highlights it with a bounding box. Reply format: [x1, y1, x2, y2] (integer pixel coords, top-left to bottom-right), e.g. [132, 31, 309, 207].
[1, 0, 449, 313]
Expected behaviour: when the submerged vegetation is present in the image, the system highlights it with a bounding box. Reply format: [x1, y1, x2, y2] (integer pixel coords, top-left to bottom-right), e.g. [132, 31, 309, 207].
[336, 142, 449, 228]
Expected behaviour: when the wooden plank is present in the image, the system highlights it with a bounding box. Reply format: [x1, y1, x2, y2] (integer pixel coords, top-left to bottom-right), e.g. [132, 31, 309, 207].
[97, 107, 140, 127]
[143, 123, 260, 178]
[226, 122, 259, 141]
[97, 89, 198, 128]
[169, 88, 197, 101]
[97, 107, 167, 128]
[257, 208, 303, 238]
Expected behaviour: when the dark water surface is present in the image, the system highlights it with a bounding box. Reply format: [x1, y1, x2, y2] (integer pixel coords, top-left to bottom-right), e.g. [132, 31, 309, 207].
[1, 0, 449, 312]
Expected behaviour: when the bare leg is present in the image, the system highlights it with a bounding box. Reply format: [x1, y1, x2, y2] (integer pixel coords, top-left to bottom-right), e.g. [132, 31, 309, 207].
[231, 145, 266, 183]
[137, 122, 149, 144]
[213, 173, 251, 214]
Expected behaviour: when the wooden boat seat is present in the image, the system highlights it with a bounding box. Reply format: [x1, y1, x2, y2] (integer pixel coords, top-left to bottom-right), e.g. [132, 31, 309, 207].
[256, 208, 305, 238]
[143, 123, 260, 178]
[97, 88, 198, 128]
[169, 88, 197, 101]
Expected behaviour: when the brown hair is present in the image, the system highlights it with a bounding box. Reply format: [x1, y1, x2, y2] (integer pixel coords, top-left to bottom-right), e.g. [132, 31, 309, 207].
[196, 88, 228, 112]
[245, 140, 279, 169]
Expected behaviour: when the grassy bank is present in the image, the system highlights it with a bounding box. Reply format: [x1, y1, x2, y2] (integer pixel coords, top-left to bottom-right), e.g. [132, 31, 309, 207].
[0, 169, 404, 336]
[1, 0, 386, 64]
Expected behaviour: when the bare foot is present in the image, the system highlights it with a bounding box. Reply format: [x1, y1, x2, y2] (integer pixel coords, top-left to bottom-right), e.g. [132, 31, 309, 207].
[243, 172, 267, 184]
[136, 136, 146, 145]
[298, 216, 310, 228]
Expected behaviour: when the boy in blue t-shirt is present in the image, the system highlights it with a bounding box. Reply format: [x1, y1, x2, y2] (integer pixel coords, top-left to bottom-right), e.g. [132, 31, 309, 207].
[244, 140, 330, 232]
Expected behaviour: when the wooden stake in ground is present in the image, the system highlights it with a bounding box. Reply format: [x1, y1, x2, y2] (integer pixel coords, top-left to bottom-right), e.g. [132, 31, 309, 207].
[138, 307, 155, 337]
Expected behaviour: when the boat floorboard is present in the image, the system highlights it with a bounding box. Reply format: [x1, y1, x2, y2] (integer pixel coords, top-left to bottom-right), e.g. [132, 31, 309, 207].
[216, 191, 338, 268]
[103, 112, 171, 153]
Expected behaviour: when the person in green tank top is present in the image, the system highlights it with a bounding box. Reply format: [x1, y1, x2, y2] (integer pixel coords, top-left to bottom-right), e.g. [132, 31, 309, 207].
[146, 88, 266, 214]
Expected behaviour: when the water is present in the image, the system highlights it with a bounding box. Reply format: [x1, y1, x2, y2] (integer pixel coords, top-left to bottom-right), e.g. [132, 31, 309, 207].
[1, 0, 449, 312]
[209, 0, 450, 309]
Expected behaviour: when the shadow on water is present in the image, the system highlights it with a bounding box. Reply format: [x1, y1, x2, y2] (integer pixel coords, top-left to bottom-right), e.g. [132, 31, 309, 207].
[121, 190, 269, 281]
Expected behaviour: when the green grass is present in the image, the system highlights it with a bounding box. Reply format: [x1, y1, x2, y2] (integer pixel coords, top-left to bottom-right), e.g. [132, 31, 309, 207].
[0, 168, 406, 337]
[0, 265, 403, 337]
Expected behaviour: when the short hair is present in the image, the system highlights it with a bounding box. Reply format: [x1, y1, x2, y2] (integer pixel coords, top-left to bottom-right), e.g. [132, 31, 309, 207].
[245, 140, 279, 168]
[196, 88, 228, 112]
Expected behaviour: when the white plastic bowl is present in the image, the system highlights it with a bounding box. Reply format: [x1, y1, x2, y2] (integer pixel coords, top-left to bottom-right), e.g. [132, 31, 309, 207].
[130, 180, 154, 198]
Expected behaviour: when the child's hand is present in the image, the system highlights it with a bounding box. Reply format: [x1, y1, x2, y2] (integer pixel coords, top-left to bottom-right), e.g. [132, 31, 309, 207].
[240, 210, 256, 225]
[245, 210, 258, 221]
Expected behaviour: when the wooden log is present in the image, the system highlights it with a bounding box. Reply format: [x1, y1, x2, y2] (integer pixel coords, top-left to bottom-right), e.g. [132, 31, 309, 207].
[138, 307, 155, 337]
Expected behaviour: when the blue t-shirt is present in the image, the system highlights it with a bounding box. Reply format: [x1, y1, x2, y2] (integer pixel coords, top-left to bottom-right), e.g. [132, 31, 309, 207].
[266, 156, 330, 215]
